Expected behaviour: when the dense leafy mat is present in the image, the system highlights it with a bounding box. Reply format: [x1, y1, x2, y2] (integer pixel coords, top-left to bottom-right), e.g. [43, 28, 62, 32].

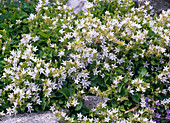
[0, 0, 169, 122]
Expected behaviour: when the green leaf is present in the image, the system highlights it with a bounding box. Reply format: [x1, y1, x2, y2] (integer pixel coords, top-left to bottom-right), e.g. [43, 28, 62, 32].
[118, 83, 124, 93]
[97, 77, 106, 87]
[91, 75, 98, 81]
[59, 100, 63, 104]
[0, 60, 6, 65]
[91, 75, 98, 87]
[35, 106, 39, 112]
[135, 61, 140, 67]
[151, 60, 156, 65]
[124, 77, 128, 83]
[124, 101, 129, 105]
[119, 97, 128, 102]
[47, 98, 50, 106]
[42, 102, 46, 110]
[49, 92, 56, 98]
[58, 88, 70, 100]
[21, 105, 26, 112]
[81, 108, 89, 115]
[18, 11, 28, 19]
[128, 112, 133, 117]
[138, 67, 147, 77]
[104, 76, 109, 83]
[38, 32, 50, 38]
[120, 105, 125, 111]
[75, 101, 83, 111]
[120, 89, 129, 97]
[111, 100, 118, 108]
[130, 93, 140, 103]
[104, 71, 110, 76]
[135, 57, 139, 61]
[115, 69, 125, 75]
[69, 88, 75, 97]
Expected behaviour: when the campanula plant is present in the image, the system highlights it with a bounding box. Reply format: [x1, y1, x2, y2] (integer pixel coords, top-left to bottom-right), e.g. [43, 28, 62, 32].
[0, 0, 169, 122]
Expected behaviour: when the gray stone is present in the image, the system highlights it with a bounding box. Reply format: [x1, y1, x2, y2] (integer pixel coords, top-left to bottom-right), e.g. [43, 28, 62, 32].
[0, 109, 70, 123]
[66, 0, 90, 14]
[0, 111, 59, 123]
[83, 96, 109, 110]
[133, 0, 170, 14]
[149, 0, 170, 14]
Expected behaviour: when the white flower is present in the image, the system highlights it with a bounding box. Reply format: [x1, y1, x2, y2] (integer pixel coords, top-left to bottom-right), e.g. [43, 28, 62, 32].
[43, 15, 50, 20]
[118, 76, 123, 80]
[71, 99, 79, 107]
[157, 74, 163, 79]
[61, 112, 66, 117]
[0, 111, 5, 116]
[114, 47, 120, 53]
[84, 2, 93, 9]
[16, 20, 22, 24]
[94, 118, 99, 123]
[45, 88, 52, 97]
[144, 1, 150, 5]
[134, 113, 139, 118]
[83, 96, 88, 100]
[104, 117, 110, 122]
[163, 66, 169, 71]
[83, 116, 88, 121]
[143, 118, 148, 122]
[111, 64, 118, 69]
[50, 106, 55, 112]
[80, 90, 85, 94]
[105, 11, 110, 15]
[89, 118, 93, 123]
[6, 107, 13, 116]
[91, 108, 96, 112]
[45, 0, 50, 5]
[77, 112, 83, 120]
[0, 34, 2, 38]
[138, 110, 144, 114]
[66, 102, 70, 108]
[12, 107, 17, 116]
[143, 61, 149, 68]
[101, 73, 105, 78]
[64, 116, 69, 121]
[69, 117, 74, 122]
[102, 103, 107, 108]
[28, 13, 36, 20]
[94, 86, 99, 91]
[27, 103, 34, 113]
[93, 68, 100, 75]
[2, 46, 5, 51]
[36, 98, 42, 105]
[160, 47, 166, 53]
[58, 51, 65, 57]
[109, 53, 117, 61]
[133, 53, 139, 58]
[74, 79, 79, 84]
[130, 89, 134, 95]
[104, 62, 110, 72]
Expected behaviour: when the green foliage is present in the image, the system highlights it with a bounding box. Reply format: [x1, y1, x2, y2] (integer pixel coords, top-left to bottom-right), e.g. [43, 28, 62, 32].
[0, 0, 169, 122]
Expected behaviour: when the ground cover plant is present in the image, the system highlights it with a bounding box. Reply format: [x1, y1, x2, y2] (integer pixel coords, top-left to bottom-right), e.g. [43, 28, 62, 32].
[0, 0, 169, 122]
